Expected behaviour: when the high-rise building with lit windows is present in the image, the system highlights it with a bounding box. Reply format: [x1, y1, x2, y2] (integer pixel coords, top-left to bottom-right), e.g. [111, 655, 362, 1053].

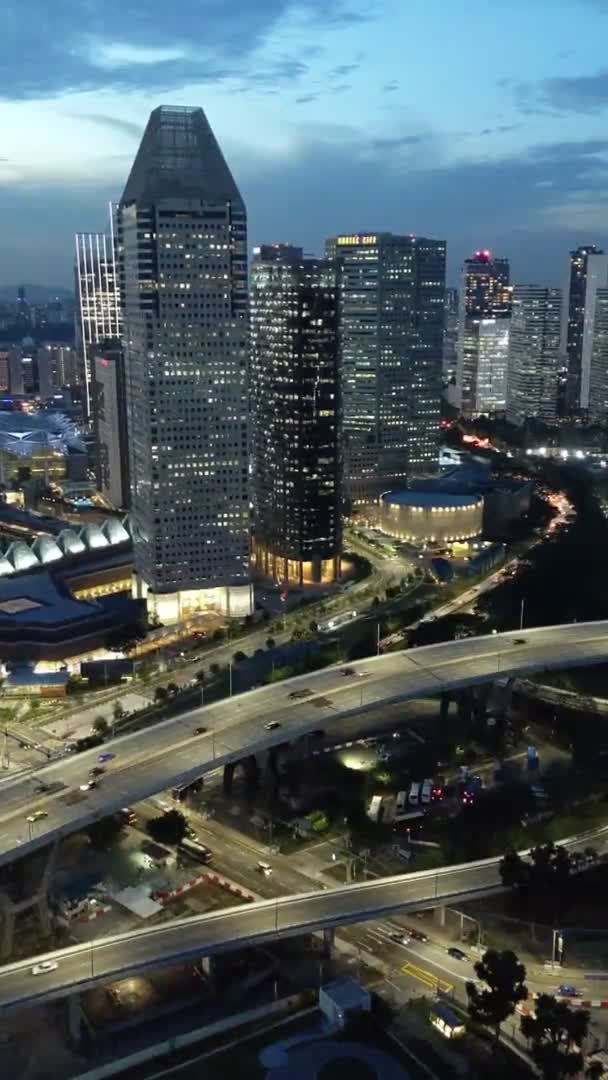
[506, 286, 561, 426]
[117, 105, 251, 622]
[561, 245, 608, 411]
[250, 244, 341, 585]
[587, 289, 608, 425]
[455, 250, 512, 416]
[326, 232, 445, 503]
[74, 230, 121, 416]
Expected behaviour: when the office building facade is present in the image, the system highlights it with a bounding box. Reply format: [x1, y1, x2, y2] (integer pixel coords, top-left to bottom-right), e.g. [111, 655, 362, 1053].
[327, 232, 445, 503]
[506, 286, 561, 426]
[74, 230, 122, 416]
[117, 105, 251, 623]
[251, 244, 341, 585]
[92, 343, 130, 510]
[561, 245, 608, 411]
[455, 250, 512, 416]
[588, 289, 608, 424]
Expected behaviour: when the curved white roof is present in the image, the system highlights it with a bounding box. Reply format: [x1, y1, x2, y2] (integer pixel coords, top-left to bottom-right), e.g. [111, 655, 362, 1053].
[31, 536, 63, 564]
[102, 518, 130, 545]
[6, 542, 40, 572]
[79, 525, 109, 549]
[57, 530, 86, 556]
[0, 557, 15, 577]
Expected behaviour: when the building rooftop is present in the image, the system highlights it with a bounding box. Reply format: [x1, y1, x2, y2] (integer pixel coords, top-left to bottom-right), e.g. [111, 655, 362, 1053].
[121, 105, 243, 207]
[0, 410, 84, 457]
[0, 573, 98, 627]
[382, 490, 481, 509]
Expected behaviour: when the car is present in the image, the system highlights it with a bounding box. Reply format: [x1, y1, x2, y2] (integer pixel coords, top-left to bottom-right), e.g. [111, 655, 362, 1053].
[558, 984, 579, 997]
[98, 752, 115, 763]
[406, 927, 428, 943]
[264, 721, 281, 731]
[288, 689, 312, 700]
[340, 667, 356, 676]
[26, 810, 48, 823]
[257, 861, 273, 876]
[448, 947, 469, 961]
[79, 778, 99, 792]
[193, 726, 208, 735]
[89, 766, 105, 777]
[32, 960, 58, 976]
[390, 931, 411, 944]
[513, 638, 527, 646]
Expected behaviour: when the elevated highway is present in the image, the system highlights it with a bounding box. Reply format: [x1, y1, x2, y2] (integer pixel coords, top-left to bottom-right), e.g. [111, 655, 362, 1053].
[1, 621, 608, 867]
[0, 824, 606, 1011]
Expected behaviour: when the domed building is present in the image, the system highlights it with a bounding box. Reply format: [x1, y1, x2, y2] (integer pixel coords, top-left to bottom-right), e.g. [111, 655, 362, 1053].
[379, 490, 483, 544]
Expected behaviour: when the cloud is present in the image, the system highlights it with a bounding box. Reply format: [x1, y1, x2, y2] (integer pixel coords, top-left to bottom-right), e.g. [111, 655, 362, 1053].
[371, 133, 429, 150]
[514, 69, 608, 116]
[295, 94, 319, 104]
[0, 0, 366, 100]
[328, 63, 359, 78]
[73, 113, 142, 138]
[381, 81, 399, 93]
[4, 122, 608, 291]
[479, 124, 521, 136]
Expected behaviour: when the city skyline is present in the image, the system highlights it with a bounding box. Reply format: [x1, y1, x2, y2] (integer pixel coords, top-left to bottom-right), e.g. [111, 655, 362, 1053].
[2, 0, 608, 287]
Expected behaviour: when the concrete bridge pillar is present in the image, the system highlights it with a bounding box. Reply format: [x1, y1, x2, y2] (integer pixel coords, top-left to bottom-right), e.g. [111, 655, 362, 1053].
[223, 762, 234, 796]
[439, 693, 451, 723]
[322, 927, 335, 957]
[67, 993, 84, 1044]
[456, 690, 473, 726]
[435, 905, 447, 928]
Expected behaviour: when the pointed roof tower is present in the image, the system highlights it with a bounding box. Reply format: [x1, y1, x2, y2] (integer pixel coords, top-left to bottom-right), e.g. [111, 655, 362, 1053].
[121, 105, 243, 207]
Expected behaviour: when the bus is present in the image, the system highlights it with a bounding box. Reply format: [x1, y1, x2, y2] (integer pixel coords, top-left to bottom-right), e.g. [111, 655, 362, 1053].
[318, 610, 358, 634]
[178, 837, 213, 865]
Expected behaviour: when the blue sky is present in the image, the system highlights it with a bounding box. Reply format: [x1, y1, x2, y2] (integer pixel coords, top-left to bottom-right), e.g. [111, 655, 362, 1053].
[2, 0, 608, 287]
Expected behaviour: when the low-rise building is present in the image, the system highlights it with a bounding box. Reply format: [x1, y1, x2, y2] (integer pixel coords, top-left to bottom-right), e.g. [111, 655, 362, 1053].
[319, 977, 371, 1028]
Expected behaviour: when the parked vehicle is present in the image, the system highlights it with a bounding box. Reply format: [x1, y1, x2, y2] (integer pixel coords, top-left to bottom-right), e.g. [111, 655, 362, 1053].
[421, 779, 433, 805]
[408, 782, 421, 806]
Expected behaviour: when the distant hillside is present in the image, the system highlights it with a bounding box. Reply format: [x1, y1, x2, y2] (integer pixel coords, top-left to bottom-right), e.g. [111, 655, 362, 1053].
[0, 285, 73, 304]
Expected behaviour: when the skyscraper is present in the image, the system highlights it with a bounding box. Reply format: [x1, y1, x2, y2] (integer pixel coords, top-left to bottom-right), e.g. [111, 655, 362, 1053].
[588, 289, 608, 425]
[92, 342, 130, 510]
[506, 286, 561, 426]
[117, 105, 251, 622]
[250, 244, 341, 585]
[561, 246, 606, 410]
[455, 250, 512, 416]
[327, 232, 445, 503]
[74, 230, 121, 415]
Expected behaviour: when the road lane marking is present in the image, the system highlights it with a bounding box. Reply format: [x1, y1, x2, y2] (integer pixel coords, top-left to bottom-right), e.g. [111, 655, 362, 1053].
[401, 960, 453, 993]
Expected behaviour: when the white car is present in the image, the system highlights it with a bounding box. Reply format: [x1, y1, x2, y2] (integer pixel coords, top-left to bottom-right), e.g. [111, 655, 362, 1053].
[32, 960, 58, 976]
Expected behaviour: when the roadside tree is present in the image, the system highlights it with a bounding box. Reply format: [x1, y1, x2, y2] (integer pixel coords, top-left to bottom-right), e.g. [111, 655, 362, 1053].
[466, 948, 527, 1045]
[520, 994, 589, 1080]
[92, 716, 109, 736]
[146, 810, 187, 846]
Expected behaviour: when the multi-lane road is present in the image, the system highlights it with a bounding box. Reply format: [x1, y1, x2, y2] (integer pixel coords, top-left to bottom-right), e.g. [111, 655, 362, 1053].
[1, 825, 607, 1011]
[2, 621, 608, 867]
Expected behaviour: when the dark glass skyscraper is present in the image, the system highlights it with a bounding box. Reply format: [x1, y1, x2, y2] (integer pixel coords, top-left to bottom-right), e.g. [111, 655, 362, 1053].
[251, 245, 341, 584]
[326, 232, 446, 503]
[117, 105, 251, 623]
[562, 245, 608, 411]
[455, 250, 512, 417]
